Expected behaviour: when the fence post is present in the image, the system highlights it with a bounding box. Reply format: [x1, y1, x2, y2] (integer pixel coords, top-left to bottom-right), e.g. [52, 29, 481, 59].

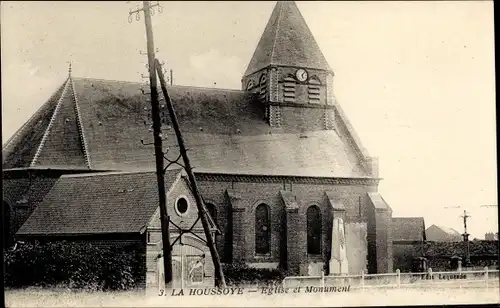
[396, 269, 401, 288]
[484, 266, 489, 289]
[427, 267, 433, 280]
[321, 270, 325, 293]
[361, 270, 365, 291]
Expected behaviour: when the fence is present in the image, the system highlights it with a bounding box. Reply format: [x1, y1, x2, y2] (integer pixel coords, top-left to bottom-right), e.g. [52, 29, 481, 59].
[282, 267, 499, 291]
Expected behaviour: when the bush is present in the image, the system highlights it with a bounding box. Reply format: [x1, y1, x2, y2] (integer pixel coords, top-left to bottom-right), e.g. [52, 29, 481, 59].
[4, 241, 143, 291]
[222, 262, 286, 286]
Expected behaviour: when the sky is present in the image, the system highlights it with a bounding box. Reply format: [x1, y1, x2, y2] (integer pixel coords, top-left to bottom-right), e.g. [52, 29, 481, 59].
[1, 1, 497, 239]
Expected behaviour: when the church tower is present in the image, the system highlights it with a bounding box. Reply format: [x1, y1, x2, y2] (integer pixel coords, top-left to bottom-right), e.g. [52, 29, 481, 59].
[242, 1, 336, 131]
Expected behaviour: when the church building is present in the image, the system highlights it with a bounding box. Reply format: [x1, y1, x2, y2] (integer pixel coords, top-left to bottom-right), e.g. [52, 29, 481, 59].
[2, 1, 394, 288]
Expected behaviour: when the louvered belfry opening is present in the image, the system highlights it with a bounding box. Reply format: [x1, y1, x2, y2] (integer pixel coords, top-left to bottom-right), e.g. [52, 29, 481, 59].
[259, 73, 267, 102]
[283, 75, 296, 103]
[308, 77, 321, 104]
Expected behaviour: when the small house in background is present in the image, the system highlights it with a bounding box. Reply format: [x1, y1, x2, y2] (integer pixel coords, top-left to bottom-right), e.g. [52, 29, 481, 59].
[485, 232, 498, 241]
[391, 217, 426, 272]
[426, 225, 462, 242]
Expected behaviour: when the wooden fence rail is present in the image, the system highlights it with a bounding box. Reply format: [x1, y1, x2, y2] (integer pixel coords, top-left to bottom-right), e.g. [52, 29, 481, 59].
[282, 267, 499, 291]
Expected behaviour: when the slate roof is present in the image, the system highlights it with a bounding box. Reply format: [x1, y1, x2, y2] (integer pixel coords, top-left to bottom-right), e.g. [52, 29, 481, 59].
[3, 77, 369, 178]
[16, 169, 183, 236]
[2, 82, 69, 169]
[244, 1, 332, 76]
[435, 225, 461, 236]
[425, 224, 463, 242]
[367, 192, 392, 211]
[325, 191, 346, 211]
[392, 217, 426, 242]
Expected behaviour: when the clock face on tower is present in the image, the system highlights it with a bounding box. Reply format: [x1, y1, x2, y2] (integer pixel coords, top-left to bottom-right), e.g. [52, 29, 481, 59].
[296, 68, 308, 82]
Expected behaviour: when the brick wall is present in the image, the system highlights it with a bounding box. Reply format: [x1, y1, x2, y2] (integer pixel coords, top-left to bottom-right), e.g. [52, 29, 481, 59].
[366, 201, 393, 274]
[280, 106, 326, 132]
[197, 175, 379, 274]
[242, 66, 338, 132]
[277, 67, 329, 105]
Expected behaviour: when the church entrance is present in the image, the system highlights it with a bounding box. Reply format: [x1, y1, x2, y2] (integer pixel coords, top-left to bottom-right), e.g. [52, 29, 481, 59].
[158, 243, 206, 289]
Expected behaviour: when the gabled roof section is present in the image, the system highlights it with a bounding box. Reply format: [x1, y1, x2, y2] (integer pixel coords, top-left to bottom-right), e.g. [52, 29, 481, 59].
[243, 1, 332, 76]
[436, 225, 461, 236]
[3, 76, 370, 178]
[426, 224, 461, 236]
[392, 217, 426, 242]
[16, 169, 182, 236]
[180, 175, 220, 233]
[2, 81, 66, 169]
[2, 77, 91, 170]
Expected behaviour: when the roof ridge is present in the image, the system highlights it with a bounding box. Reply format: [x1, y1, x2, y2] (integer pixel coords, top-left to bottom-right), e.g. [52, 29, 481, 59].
[3, 80, 66, 151]
[72, 76, 245, 93]
[30, 78, 71, 167]
[69, 77, 92, 169]
[270, 1, 284, 66]
[332, 99, 373, 173]
[60, 168, 182, 178]
[291, 1, 331, 69]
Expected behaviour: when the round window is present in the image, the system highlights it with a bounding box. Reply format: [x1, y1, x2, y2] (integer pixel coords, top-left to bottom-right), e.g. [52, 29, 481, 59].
[176, 197, 189, 215]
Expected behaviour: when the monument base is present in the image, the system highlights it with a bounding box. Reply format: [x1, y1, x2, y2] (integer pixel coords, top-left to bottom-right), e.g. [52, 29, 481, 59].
[329, 259, 349, 275]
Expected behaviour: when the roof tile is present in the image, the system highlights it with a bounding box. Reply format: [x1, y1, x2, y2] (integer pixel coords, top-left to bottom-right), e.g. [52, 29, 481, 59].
[4, 77, 368, 178]
[392, 217, 426, 242]
[16, 169, 182, 235]
[244, 1, 332, 76]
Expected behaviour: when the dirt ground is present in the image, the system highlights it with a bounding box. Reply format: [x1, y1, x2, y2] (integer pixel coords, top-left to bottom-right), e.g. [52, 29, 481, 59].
[5, 284, 499, 307]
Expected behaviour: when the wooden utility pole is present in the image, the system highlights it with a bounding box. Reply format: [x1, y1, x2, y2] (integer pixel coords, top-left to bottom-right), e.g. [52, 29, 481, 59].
[155, 59, 227, 288]
[129, 1, 172, 286]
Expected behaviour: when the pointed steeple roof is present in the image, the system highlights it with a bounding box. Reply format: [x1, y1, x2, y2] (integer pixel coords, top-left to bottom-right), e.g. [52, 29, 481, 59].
[243, 1, 332, 77]
[2, 77, 91, 170]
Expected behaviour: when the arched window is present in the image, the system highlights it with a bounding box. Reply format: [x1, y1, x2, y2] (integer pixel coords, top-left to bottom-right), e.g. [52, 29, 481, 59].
[255, 204, 271, 254]
[3, 201, 11, 250]
[206, 203, 217, 224]
[307, 205, 322, 255]
[246, 79, 255, 91]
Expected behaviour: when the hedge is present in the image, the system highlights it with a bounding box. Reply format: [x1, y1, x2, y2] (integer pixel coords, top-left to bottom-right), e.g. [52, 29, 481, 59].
[4, 241, 144, 291]
[222, 262, 286, 286]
